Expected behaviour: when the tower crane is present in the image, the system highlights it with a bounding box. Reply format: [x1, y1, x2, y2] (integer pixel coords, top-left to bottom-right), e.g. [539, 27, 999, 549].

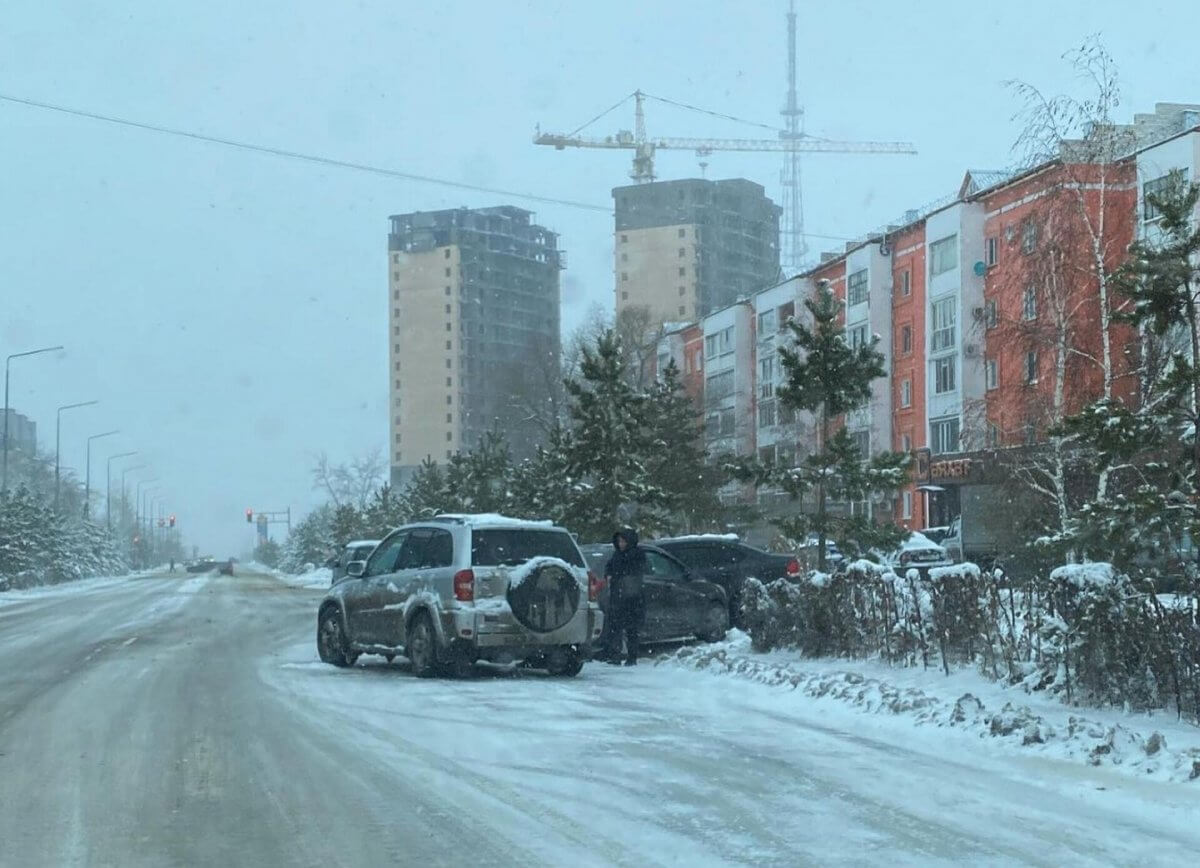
[534, 4, 916, 271]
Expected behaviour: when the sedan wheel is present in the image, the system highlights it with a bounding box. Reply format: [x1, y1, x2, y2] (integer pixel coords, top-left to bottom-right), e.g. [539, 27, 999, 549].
[698, 602, 729, 643]
[317, 609, 352, 667]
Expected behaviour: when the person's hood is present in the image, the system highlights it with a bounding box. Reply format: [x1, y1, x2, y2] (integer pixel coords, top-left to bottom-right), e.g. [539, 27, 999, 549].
[612, 527, 640, 549]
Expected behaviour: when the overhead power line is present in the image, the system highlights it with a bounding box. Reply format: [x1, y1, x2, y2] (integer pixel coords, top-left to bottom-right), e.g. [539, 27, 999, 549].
[0, 92, 611, 213]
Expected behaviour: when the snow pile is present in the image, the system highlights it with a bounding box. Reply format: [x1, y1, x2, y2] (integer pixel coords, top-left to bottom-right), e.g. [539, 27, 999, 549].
[661, 631, 1200, 783]
[506, 556, 584, 590]
[900, 531, 942, 552]
[258, 562, 333, 590]
[1049, 562, 1116, 588]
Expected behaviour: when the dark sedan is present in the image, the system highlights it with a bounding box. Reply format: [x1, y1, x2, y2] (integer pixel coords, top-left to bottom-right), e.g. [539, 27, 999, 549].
[650, 535, 801, 626]
[580, 543, 729, 646]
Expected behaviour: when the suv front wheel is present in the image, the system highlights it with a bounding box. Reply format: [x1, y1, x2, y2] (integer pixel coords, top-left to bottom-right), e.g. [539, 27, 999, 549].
[318, 607, 357, 668]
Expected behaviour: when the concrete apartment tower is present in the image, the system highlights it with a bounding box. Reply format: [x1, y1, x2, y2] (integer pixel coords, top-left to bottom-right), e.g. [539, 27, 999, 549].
[388, 206, 562, 487]
[613, 178, 782, 325]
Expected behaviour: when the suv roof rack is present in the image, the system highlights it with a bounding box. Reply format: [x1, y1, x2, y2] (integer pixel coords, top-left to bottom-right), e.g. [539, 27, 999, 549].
[428, 515, 469, 524]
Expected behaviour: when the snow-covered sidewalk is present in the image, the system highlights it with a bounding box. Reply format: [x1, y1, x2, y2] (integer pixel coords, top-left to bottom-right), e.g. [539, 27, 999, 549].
[254, 562, 332, 590]
[660, 631, 1200, 784]
[0, 566, 164, 608]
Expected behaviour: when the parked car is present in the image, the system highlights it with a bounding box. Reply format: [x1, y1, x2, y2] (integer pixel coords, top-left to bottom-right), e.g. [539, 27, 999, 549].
[796, 536, 846, 572]
[316, 514, 603, 677]
[327, 539, 380, 584]
[879, 531, 953, 575]
[579, 543, 729, 647]
[650, 535, 801, 625]
[186, 559, 218, 574]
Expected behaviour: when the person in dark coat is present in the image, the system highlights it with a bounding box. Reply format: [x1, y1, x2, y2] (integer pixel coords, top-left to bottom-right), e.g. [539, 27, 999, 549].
[603, 527, 647, 666]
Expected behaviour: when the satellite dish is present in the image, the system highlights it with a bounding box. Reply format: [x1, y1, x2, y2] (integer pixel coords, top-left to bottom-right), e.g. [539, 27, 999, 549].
[973, 261, 986, 277]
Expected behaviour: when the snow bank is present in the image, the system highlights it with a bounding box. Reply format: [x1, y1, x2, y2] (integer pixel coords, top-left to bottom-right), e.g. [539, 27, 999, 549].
[506, 556, 582, 590]
[900, 531, 942, 551]
[259, 562, 333, 590]
[660, 632, 1200, 784]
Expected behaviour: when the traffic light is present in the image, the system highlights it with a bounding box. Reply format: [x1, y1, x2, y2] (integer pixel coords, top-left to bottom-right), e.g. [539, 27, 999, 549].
[246, 508, 253, 523]
[169, 514, 176, 528]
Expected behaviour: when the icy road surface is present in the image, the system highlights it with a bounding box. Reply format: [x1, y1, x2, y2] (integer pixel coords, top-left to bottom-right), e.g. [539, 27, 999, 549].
[1, 569, 1198, 867]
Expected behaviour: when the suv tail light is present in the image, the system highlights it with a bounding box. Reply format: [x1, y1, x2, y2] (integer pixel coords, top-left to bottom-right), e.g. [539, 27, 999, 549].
[785, 558, 801, 577]
[453, 569, 474, 602]
[587, 570, 603, 602]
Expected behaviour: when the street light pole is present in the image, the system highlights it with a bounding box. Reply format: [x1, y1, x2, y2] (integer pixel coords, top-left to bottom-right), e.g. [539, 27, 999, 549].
[55, 400, 99, 508]
[120, 464, 146, 529]
[84, 430, 119, 518]
[106, 451, 137, 530]
[3, 345, 65, 492]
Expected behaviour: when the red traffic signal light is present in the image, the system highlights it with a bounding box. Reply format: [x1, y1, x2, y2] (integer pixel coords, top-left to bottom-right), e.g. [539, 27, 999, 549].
[246, 508, 253, 524]
[169, 514, 176, 528]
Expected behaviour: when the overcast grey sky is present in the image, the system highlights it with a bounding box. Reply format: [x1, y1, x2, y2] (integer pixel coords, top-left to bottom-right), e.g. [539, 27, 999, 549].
[1, 0, 1195, 553]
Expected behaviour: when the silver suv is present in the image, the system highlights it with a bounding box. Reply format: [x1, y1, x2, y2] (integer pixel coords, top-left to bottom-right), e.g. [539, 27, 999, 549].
[316, 514, 603, 677]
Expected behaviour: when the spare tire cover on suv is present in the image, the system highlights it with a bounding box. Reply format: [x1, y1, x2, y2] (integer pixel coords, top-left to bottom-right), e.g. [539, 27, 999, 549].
[506, 563, 580, 633]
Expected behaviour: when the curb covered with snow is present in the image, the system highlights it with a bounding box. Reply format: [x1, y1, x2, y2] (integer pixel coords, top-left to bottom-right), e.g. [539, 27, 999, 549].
[660, 631, 1200, 783]
[252, 562, 333, 590]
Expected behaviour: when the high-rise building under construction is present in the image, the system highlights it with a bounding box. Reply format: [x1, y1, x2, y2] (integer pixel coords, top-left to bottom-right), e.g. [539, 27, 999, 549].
[388, 206, 562, 486]
[613, 178, 781, 324]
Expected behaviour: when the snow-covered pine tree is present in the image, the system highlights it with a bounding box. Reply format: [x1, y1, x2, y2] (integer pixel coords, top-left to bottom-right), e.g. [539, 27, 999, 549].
[280, 503, 336, 573]
[562, 329, 667, 541]
[507, 423, 576, 525]
[401, 457, 450, 519]
[740, 282, 908, 569]
[1063, 171, 1200, 573]
[644, 359, 724, 534]
[442, 429, 513, 515]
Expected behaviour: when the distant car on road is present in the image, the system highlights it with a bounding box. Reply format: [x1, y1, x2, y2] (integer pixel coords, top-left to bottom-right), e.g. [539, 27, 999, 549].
[186, 559, 218, 574]
[328, 540, 380, 584]
[317, 515, 603, 677]
[218, 559, 235, 576]
[650, 535, 801, 626]
[579, 543, 729, 648]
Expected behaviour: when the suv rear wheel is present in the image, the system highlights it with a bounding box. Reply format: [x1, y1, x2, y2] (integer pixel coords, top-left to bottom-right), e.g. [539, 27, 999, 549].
[407, 612, 438, 678]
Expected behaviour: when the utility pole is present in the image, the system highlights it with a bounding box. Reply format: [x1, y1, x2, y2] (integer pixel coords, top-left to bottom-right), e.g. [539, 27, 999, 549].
[55, 400, 98, 508]
[84, 430, 119, 518]
[3, 345, 64, 492]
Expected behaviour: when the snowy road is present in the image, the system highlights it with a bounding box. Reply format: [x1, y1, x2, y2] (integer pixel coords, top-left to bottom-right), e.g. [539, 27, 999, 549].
[1, 570, 1198, 866]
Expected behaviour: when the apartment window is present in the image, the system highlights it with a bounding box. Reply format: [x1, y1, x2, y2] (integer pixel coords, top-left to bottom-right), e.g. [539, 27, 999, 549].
[901, 432, 912, 452]
[446, 432, 452, 442]
[930, 297, 956, 353]
[621, 272, 629, 282]
[678, 227, 687, 238]
[678, 247, 686, 258]
[1143, 172, 1188, 221]
[705, 411, 719, 438]
[758, 401, 776, 427]
[1024, 350, 1039, 384]
[900, 269, 911, 297]
[620, 233, 628, 243]
[719, 326, 734, 354]
[934, 356, 956, 394]
[446, 395, 452, 405]
[900, 324, 912, 355]
[900, 378, 912, 408]
[987, 422, 1000, 447]
[443, 248, 450, 259]
[985, 236, 998, 267]
[446, 377, 452, 386]
[847, 269, 869, 306]
[445, 322, 452, 332]
[621, 253, 628, 263]
[679, 305, 686, 315]
[393, 290, 399, 300]
[394, 361, 401, 371]
[1021, 219, 1038, 254]
[392, 270, 399, 281]
[848, 323, 869, 350]
[392, 253, 399, 264]
[705, 369, 735, 402]
[902, 490, 913, 520]
[777, 301, 795, 329]
[444, 304, 451, 314]
[444, 286, 451, 296]
[986, 359, 998, 390]
[444, 267, 451, 277]
[930, 416, 960, 455]
[851, 430, 870, 458]
[985, 298, 998, 329]
[1023, 285, 1037, 320]
[445, 340, 452, 350]
[393, 325, 400, 336]
[679, 286, 686, 296]
[759, 355, 776, 399]
[446, 413, 453, 424]
[705, 334, 719, 359]
[394, 379, 401, 390]
[622, 291, 629, 301]
[445, 358, 452, 369]
[758, 310, 776, 334]
[694, 348, 703, 371]
[393, 344, 400, 354]
[719, 409, 735, 436]
[930, 234, 958, 276]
